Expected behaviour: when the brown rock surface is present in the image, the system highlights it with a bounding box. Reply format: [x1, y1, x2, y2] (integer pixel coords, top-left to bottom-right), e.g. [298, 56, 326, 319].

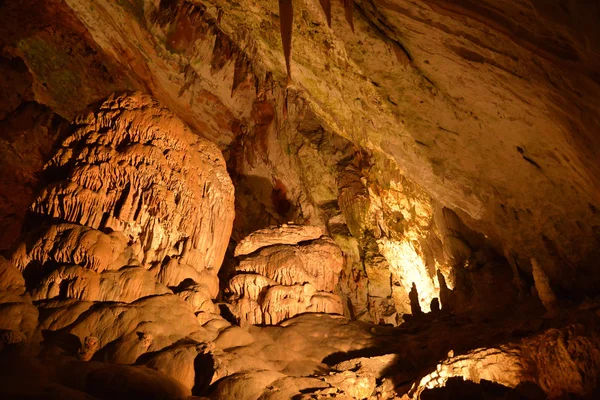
[234, 224, 325, 257]
[409, 323, 600, 399]
[7, 93, 235, 326]
[227, 226, 344, 325]
[0, 0, 600, 399]
[1, 0, 599, 298]
[0, 256, 39, 343]
[0, 92, 235, 397]
[28, 92, 234, 276]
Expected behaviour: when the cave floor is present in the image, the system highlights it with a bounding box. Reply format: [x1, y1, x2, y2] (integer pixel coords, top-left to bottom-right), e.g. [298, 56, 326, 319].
[5, 296, 599, 399]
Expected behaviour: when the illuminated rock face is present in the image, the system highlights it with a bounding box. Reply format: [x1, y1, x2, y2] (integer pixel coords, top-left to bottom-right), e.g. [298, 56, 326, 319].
[227, 225, 344, 325]
[410, 324, 600, 399]
[1, 0, 599, 306]
[0, 1, 600, 399]
[30, 92, 234, 276]
[234, 225, 325, 257]
[2, 0, 597, 323]
[13, 93, 234, 300]
[0, 93, 236, 388]
[335, 158, 445, 322]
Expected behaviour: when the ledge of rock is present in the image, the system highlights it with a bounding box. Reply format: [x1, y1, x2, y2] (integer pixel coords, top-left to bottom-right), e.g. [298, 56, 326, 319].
[227, 225, 344, 326]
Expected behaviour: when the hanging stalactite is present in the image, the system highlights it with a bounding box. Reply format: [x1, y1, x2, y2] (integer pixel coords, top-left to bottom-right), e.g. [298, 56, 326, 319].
[278, 0, 356, 81]
[278, 0, 294, 82]
[319, 0, 332, 27]
[343, 0, 354, 32]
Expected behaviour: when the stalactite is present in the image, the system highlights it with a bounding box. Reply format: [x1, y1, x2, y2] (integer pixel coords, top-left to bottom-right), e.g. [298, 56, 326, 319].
[319, 0, 332, 27]
[343, 0, 354, 32]
[278, 0, 294, 81]
[277, 0, 357, 80]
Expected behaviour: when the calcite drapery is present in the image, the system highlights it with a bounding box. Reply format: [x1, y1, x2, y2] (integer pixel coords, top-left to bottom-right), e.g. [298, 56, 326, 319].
[14, 92, 235, 297]
[234, 224, 325, 257]
[227, 225, 344, 325]
[30, 92, 234, 273]
[0, 93, 236, 387]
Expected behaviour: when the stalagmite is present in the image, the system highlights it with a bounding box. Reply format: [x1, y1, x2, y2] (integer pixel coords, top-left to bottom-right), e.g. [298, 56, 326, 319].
[0, 93, 234, 377]
[409, 282, 423, 316]
[531, 258, 560, 317]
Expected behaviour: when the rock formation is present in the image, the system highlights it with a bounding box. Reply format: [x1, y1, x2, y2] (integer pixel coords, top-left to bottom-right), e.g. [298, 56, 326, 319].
[409, 323, 600, 399]
[531, 257, 560, 317]
[1, 0, 600, 399]
[0, 93, 238, 397]
[13, 93, 234, 301]
[227, 225, 344, 325]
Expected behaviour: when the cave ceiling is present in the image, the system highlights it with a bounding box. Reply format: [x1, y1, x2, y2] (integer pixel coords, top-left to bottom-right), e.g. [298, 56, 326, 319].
[2, 0, 599, 291]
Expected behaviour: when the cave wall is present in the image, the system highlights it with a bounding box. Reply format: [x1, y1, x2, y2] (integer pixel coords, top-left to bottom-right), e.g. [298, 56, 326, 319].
[1, 0, 599, 318]
[1, 2, 600, 398]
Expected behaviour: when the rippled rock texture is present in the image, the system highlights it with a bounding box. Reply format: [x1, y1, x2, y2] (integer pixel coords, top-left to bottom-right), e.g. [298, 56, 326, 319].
[0, 93, 237, 397]
[227, 225, 344, 325]
[14, 92, 234, 298]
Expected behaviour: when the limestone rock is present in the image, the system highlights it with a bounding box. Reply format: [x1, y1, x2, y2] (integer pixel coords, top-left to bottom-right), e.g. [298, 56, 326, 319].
[0, 93, 238, 379]
[214, 326, 255, 349]
[28, 92, 234, 286]
[228, 274, 279, 301]
[228, 227, 344, 325]
[77, 336, 99, 362]
[210, 350, 279, 385]
[208, 370, 287, 400]
[0, 256, 39, 341]
[85, 363, 190, 400]
[531, 258, 559, 316]
[236, 237, 343, 292]
[66, 294, 209, 364]
[324, 370, 376, 399]
[12, 224, 135, 274]
[0, 256, 27, 295]
[31, 265, 170, 303]
[176, 283, 220, 314]
[0, 301, 39, 344]
[1, 2, 600, 399]
[143, 343, 211, 394]
[255, 376, 330, 399]
[234, 224, 325, 257]
[36, 299, 95, 332]
[409, 324, 600, 399]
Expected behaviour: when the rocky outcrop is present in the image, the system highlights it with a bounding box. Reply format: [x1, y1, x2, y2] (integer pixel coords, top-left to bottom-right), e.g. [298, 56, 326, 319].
[227, 225, 344, 325]
[234, 224, 325, 257]
[0, 93, 235, 389]
[409, 324, 600, 399]
[12, 93, 234, 302]
[200, 311, 600, 399]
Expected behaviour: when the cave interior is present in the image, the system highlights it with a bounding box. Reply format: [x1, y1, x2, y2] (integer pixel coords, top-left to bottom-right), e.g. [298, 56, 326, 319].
[0, 0, 600, 399]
